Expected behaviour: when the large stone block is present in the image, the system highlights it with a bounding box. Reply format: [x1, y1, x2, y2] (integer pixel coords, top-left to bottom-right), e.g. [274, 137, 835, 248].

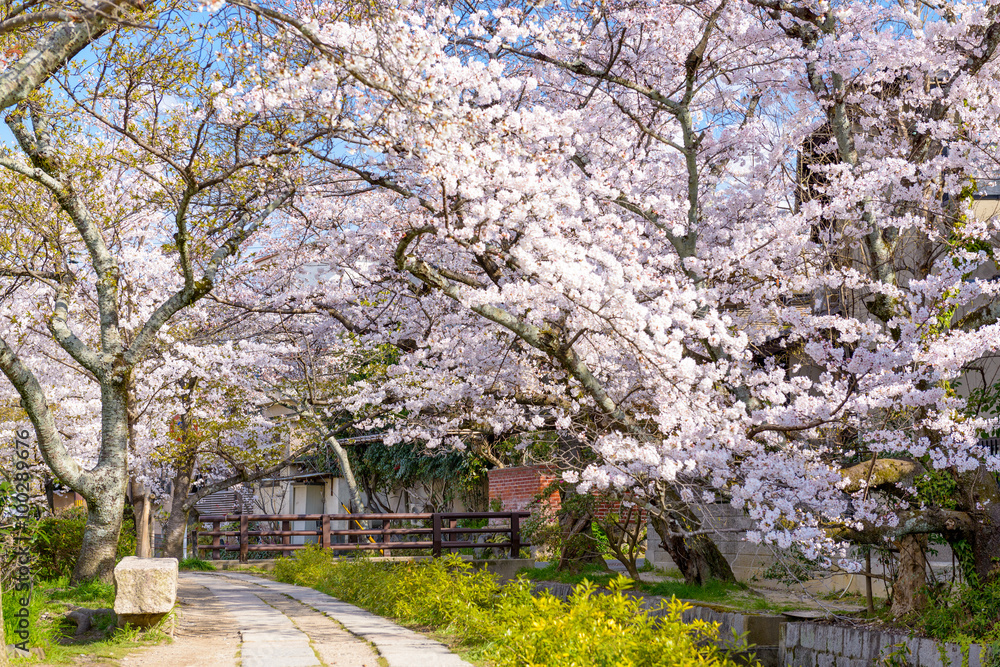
[745, 615, 783, 646]
[800, 624, 816, 650]
[784, 622, 800, 647]
[826, 627, 843, 656]
[113, 557, 178, 627]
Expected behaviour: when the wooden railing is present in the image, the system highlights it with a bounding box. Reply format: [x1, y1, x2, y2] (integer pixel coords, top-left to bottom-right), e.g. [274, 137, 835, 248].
[192, 511, 531, 562]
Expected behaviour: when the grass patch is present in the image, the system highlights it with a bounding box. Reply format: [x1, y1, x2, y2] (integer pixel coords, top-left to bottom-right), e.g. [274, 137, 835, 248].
[643, 578, 747, 602]
[3, 576, 170, 664]
[179, 557, 217, 571]
[519, 562, 621, 587]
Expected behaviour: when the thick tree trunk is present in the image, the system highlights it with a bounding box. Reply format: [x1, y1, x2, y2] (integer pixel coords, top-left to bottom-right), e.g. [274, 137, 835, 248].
[162, 454, 197, 561]
[890, 535, 927, 617]
[958, 469, 1000, 583]
[71, 487, 124, 583]
[650, 512, 735, 585]
[72, 382, 129, 584]
[971, 503, 1000, 583]
[162, 505, 190, 561]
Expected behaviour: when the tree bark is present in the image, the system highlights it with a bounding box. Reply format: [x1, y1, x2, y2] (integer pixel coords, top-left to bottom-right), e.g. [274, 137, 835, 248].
[649, 510, 736, 585]
[71, 382, 129, 584]
[890, 535, 927, 617]
[162, 453, 197, 561]
[71, 486, 124, 583]
[325, 432, 366, 514]
[161, 504, 191, 561]
[556, 510, 606, 573]
[958, 469, 1000, 582]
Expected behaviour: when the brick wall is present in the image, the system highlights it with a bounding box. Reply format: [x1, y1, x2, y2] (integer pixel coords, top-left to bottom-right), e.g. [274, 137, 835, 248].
[593, 496, 647, 525]
[487, 465, 560, 512]
[486, 466, 646, 527]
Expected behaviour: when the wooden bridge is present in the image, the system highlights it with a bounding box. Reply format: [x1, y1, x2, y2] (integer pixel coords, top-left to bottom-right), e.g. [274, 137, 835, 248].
[193, 511, 531, 562]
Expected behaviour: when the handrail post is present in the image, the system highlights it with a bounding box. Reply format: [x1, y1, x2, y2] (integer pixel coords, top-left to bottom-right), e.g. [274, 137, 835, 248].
[510, 511, 521, 558]
[432, 514, 442, 557]
[282, 520, 291, 549]
[189, 528, 197, 559]
[212, 520, 221, 560]
[322, 514, 331, 549]
[240, 514, 249, 563]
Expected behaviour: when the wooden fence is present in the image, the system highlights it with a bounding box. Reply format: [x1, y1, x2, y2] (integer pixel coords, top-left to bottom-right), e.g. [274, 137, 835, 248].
[192, 511, 531, 562]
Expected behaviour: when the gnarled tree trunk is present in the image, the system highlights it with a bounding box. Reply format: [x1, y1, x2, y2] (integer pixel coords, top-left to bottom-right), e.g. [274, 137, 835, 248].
[649, 481, 735, 585]
[649, 511, 735, 585]
[959, 469, 1000, 583]
[72, 485, 125, 583]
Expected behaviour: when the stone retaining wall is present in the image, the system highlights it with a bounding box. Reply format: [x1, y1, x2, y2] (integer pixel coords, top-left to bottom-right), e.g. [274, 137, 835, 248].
[780, 622, 988, 667]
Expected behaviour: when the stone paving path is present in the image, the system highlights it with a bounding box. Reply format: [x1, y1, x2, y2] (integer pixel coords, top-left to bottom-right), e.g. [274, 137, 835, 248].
[182, 572, 473, 667]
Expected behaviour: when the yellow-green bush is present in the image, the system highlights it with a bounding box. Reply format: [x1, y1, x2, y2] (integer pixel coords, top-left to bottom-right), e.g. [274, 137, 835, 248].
[274, 548, 752, 667]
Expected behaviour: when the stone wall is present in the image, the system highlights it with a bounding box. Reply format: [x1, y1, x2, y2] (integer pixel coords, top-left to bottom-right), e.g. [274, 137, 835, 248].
[780, 622, 988, 667]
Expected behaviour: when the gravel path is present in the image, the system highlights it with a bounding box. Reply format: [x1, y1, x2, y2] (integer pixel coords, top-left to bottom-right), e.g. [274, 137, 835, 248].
[118, 571, 472, 667]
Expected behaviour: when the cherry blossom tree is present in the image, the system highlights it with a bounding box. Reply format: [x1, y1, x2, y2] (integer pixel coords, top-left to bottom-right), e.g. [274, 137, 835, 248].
[0, 5, 331, 580]
[223, 0, 1000, 601]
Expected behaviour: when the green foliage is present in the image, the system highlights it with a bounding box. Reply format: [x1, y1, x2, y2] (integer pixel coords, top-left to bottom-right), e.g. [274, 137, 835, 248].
[274, 547, 753, 666]
[879, 641, 913, 667]
[914, 469, 960, 511]
[33, 507, 137, 580]
[351, 440, 488, 510]
[922, 575, 1000, 644]
[179, 557, 216, 571]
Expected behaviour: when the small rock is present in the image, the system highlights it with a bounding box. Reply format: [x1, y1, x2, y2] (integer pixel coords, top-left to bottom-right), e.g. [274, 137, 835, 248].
[5, 644, 29, 658]
[30, 646, 45, 659]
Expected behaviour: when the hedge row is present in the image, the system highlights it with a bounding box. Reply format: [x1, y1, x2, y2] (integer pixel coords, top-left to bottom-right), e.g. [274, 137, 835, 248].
[273, 548, 754, 667]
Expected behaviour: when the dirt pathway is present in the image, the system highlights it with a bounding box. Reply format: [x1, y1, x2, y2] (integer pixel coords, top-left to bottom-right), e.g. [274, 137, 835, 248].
[117, 577, 241, 667]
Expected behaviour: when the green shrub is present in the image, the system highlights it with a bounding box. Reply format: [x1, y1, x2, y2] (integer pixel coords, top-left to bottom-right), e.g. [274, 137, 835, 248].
[179, 557, 217, 571]
[922, 574, 1000, 643]
[33, 507, 137, 580]
[274, 548, 752, 666]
